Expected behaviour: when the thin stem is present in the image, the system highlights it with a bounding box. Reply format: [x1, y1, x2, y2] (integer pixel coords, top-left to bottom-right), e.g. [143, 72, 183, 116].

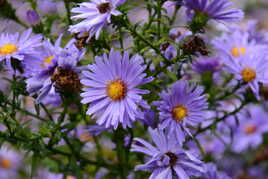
[193, 101, 247, 137]
[124, 20, 169, 62]
[1, 101, 47, 122]
[170, 5, 180, 25]
[64, 0, 73, 25]
[118, 27, 124, 49]
[156, 0, 161, 39]
[214, 81, 244, 101]
[40, 103, 54, 121]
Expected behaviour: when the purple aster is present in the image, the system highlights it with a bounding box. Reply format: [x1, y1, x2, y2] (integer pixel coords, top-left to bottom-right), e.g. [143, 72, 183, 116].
[69, 0, 126, 39]
[95, 168, 109, 179]
[246, 20, 268, 44]
[26, 37, 84, 104]
[153, 80, 208, 143]
[201, 163, 231, 179]
[138, 109, 158, 129]
[183, 0, 244, 22]
[26, 10, 41, 25]
[24, 35, 84, 77]
[169, 28, 192, 44]
[223, 53, 268, 99]
[74, 124, 93, 143]
[131, 128, 206, 179]
[162, 1, 177, 17]
[194, 130, 228, 157]
[37, 0, 57, 15]
[192, 56, 222, 74]
[36, 169, 77, 179]
[232, 105, 268, 152]
[0, 145, 22, 179]
[87, 124, 111, 136]
[212, 29, 265, 60]
[0, 29, 42, 69]
[80, 49, 153, 129]
[160, 42, 177, 60]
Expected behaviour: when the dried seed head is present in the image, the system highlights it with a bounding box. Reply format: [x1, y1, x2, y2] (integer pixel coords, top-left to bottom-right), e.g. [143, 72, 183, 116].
[51, 67, 82, 93]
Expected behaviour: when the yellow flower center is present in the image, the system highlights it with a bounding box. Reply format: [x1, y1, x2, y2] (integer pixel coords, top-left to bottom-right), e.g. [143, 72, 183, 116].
[0, 43, 18, 55]
[0, 158, 11, 169]
[231, 47, 246, 57]
[43, 56, 54, 64]
[106, 80, 127, 101]
[244, 124, 257, 135]
[241, 68, 256, 82]
[172, 105, 188, 121]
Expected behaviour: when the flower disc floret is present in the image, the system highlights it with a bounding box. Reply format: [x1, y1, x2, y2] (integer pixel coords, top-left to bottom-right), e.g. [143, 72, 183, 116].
[0, 44, 18, 55]
[0, 158, 11, 169]
[231, 47, 246, 57]
[241, 67, 256, 82]
[106, 80, 127, 101]
[172, 105, 188, 121]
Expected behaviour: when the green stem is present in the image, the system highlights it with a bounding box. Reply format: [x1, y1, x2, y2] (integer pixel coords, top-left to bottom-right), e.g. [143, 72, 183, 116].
[64, 0, 73, 25]
[193, 101, 247, 137]
[114, 128, 127, 179]
[123, 19, 169, 62]
[156, 0, 161, 39]
[1, 101, 47, 122]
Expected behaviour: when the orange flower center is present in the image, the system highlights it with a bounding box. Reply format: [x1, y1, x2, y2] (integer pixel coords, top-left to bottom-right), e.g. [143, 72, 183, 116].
[244, 124, 257, 135]
[0, 43, 18, 55]
[0, 158, 11, 169]
[106, 80, 127, 101]
[172, 105, 188, 121]
[231, 47, 246, 57]
[241, 68, 256, 82]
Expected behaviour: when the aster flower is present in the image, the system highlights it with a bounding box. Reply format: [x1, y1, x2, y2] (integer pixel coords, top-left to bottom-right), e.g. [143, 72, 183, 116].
[153, 80, 208, 143]
[88, 124, 112, 136]
[131, 128, 205, 179]
[212, 30, 265, 60]
[246, 20, 268, 44]
[26, 10, 41, 25]
[0, 29, 42, 69]
[183, 0, 244, 23]
[0, 145, 22, 179]
[75, 124, 93, 143]
[80, 49, 153, 129]
[232, 105, 268, 152]
[169, 27, 192, 44]
[26, 37, 84, 104]
[223, 53, 268, 99]
[202, 163, 231, 179]
[36, 169, 63, 179]
[37, 169, 76, 179]
[95, 168, 109, 179]
[24, 35, 83, 77]
[192, 56, 222, 74]
[37, 0, 57, 15]
[193, 130, 228, 157]
[160, 42, 177, 60]
[162, 1, 177, 17]
[69, 0, 126, 39]
[138, 109, 158, 129]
